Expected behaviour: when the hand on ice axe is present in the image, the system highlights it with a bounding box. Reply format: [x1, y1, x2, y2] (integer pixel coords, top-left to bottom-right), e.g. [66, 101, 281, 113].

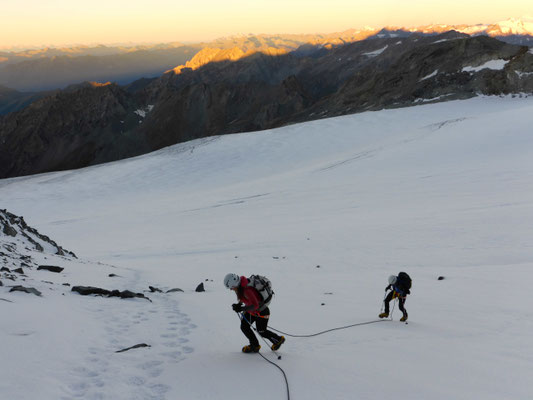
[232, 303, 244, 313]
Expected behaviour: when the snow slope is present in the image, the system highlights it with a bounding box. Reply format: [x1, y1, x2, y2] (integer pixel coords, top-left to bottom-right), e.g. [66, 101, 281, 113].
[1, 96, 533, 400]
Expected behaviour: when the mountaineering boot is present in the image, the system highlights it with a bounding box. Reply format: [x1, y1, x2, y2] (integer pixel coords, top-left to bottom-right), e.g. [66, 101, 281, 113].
[400, 313, 408, 322]
[271, 336, 285, 351]
[379, 312, 389, 319]
[242, 344, 261, 353]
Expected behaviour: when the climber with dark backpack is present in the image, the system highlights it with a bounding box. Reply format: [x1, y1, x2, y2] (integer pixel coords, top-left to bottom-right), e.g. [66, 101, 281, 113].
[224, 273, 285, 353]
[379, 272, 412, 321]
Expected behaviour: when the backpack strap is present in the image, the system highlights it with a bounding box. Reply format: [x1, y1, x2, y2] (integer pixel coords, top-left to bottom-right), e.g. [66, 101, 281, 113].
[258, 292, 273, 311]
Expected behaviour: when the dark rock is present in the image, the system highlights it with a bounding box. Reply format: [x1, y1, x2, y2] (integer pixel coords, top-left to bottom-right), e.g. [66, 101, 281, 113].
[149, 286, 163, 292]
[321, 303, 325, 306]
[13, 267, 24, 274]
[72, 286, 110, 296]
[108, 273, 118, 277]
[166, 288, 184, 293]
[115, 343, 151, 353]
[2, 223, 17, 237]
[316, 265, 320, 268]
[62, 283, 70, 286]
[438, 276, 445, 280]
[10, 285, 42, 296]
[71, 286, 151, 301]
[0, 280, 3, 286]
[195, 283, 205, 292]
[37, 265, 64, 273]
[1, 267, 9, 272]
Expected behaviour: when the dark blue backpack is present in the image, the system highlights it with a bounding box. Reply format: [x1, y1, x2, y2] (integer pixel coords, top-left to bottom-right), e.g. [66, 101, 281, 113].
[396, 272, 412, 295]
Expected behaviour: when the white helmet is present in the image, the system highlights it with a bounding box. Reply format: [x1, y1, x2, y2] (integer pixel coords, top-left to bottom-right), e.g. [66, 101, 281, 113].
[224, 273, 240, 289]
[388, 275, 397, 285]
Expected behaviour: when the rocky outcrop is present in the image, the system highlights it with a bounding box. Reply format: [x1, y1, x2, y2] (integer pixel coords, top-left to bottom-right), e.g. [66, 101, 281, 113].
[1, 209, 76, 284]
[1, 210, 76, 258]
[307, 35, 533, 118]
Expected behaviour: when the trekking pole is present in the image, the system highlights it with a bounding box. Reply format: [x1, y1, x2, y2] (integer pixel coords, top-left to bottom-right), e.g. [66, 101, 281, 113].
[390, 298, 396, 320]
[382, 290, 394, 321]
[380, 291, 387, 313]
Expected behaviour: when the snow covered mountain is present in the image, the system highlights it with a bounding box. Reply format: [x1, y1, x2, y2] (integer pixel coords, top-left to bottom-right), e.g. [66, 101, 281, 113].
[405, 16, 533, 46]
[1, 95, 532, 399]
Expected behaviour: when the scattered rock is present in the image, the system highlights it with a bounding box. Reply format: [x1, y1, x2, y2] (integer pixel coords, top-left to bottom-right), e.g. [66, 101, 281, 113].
[321, 303, 325, 306]
[62, 283, 70, 286]
[13, 267, 25, 274]
[37, 265, 64, 273]
[148, 286, 163, 293]
[195, 282, 205, 292]
[108, 273, 118, 277]
[316, 265, 320, 268]
[438, 276, 445, 280]
[9, 285, 42, 296]
[71, 286, 151, 301]
[0, 280, 3, 286]
[166, 288, 184, 293]
[115, 343, 151, 353]
[273, 256, 279, 259]
[1, 267, 10, 272]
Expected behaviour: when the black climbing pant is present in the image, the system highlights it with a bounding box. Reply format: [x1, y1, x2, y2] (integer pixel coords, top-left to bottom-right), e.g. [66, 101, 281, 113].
[384, 291, 407, 316]
[240, 308, 282, 347]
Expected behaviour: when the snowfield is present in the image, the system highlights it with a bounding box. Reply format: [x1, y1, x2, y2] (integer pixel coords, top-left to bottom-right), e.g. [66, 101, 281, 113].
[1, 96, 533, 400]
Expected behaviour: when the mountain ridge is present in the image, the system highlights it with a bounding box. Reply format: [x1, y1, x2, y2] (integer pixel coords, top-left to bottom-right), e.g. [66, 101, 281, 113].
[2, 17, 532, 92]
[1, 33, 532, 179]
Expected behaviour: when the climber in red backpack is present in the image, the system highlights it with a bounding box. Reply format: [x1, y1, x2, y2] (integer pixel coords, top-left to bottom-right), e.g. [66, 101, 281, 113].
[224, 273, 285, 353]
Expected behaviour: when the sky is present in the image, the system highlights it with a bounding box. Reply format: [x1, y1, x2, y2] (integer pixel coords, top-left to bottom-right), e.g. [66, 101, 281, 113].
[1, 0, 532, 48]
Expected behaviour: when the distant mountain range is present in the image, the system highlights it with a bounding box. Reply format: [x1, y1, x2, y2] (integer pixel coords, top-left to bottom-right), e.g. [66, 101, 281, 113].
[1, 31, 532, 179]
[1, 17, 532, 94]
